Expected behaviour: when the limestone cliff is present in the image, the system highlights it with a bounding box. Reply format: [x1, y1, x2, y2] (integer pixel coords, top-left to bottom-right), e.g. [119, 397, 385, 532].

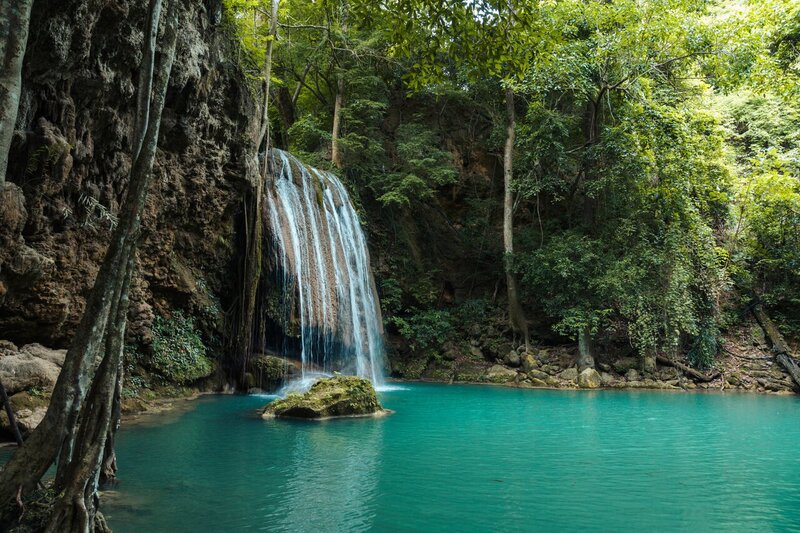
[0, 0, 258, 359]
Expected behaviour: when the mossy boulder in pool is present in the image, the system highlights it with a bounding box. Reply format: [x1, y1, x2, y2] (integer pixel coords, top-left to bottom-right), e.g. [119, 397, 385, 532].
[262, 376, 384, 419]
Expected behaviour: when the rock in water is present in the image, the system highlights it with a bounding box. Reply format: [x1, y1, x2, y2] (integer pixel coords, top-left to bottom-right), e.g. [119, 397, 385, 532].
[262, 376, 384, 420]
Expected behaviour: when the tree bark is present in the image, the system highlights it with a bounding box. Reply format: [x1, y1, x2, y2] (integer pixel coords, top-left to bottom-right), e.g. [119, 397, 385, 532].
[257, 0, 279, 177]
[656, 355, 720, 382]
[0, 0, 180, 524]
[0, 377, 23, 446]
[46, 256, 134, 533]
[0, 0, 34, 185]
[331, 76, 344, 168]
[330, 1, 347, 169]
[577, 325, 595, 371]
[503, 87, 529, 351]
[99, 359, 123, 485]
[752, 303, 800, 391]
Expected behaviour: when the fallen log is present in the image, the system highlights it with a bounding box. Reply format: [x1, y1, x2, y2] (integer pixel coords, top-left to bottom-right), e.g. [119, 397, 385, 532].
[656, 355, 720, 382]
[752, 304, 800, 391]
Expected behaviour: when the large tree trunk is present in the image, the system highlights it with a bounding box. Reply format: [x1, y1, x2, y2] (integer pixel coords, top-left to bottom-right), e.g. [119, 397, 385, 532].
[330, 1, 347, 170]
[0, 0, 34, 185]
[577, 325, 595, 371]
[257, 0, 279, 173]
[0, 0, 179, 524]
[331, 77, 344, 169]
[503, 87, 529, 351]
[99, 360, 123, 485]
[46, 256, 134, 533]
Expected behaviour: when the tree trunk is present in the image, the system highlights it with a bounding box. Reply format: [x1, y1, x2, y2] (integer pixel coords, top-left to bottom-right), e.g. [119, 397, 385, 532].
[46, 256, 134, 533]
[330, 2, 347, 169]
[577, 325, 595, 371]
[0, 0, 179, 524]
[655, 355, 720, 382]
[503, 87, 528, 351]
[752, 303, 800, 391]
[331, 76, 344, 169]
[0, 377, 23, 446]
[0, 0, 34, 185]
[99, 360, 123, 485]
[257, 0, 279, 177]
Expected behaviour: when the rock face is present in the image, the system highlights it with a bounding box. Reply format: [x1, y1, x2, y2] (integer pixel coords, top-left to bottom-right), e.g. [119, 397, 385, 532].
[0, 0, 258, 358]
[0, 341, 65, 436]
[262, 376, 384, 419]
[578, 368, 602, 389]
[245, 355, 299, 391]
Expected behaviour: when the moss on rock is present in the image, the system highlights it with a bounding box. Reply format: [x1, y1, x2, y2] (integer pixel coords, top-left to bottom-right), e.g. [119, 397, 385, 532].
[262, 376, 384, 419]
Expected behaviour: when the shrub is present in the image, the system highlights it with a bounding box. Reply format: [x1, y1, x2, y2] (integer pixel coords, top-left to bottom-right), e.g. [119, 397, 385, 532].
[149, 311, 213, 383]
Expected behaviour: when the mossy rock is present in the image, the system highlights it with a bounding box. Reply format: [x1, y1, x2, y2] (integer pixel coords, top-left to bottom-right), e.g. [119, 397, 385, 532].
[248, 355, 297, 390]
[262, 376, 385, 420]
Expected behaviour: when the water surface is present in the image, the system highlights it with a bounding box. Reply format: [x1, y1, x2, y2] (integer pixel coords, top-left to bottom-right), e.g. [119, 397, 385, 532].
[104, 384, 800, 531]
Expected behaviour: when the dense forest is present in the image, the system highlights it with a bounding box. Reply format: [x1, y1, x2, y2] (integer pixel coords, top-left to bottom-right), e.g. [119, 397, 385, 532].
[224, 0, 800, 371]
[0, 0, 799, 531]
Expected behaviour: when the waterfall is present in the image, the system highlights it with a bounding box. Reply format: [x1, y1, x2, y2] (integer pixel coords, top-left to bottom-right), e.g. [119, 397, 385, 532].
[265, 150, 384, 386]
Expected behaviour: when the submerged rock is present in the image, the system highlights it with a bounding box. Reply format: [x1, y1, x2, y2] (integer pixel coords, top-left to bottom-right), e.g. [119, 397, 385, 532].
[262, 376, 384, 420]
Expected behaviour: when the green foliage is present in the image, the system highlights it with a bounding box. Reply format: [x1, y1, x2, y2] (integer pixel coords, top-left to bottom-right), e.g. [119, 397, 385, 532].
[149, 311, 213, 384]
[373, 122, 458, 207]
[722, 91, 800, 336]
[391, 308, 453, 352]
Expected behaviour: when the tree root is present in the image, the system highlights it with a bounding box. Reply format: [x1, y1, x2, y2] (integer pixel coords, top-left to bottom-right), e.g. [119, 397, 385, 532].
[656, 355, 720, 382]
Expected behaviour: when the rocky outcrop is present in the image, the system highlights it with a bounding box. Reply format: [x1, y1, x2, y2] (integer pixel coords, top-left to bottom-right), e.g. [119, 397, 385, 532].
[0, 341, 65, 437]
[244, 354, 299, 392]
[262, 376, 384, 419]
[0, 341, 65, 394]
[0, 0, 258, 359]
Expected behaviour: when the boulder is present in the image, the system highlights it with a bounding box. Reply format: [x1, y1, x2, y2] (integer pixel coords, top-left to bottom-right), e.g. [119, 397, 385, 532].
[0, 391, 50, 436]
[262, 376, 384, 419]
[469, 345, 483, 359]
[600, 372, 616, 386]
[625, 368, 640, 382]
[485, 365, 517, 383]
[503, 350, 521, 368]
[529, 377, 548, 387]
[522, 354, 540, 373]
[0, 343, 66, 395]
[577, 368, 602, 389]
[559, 367, 579, 382]
[248, 355, 298, 391]
[527, 369, 549, 381]
[613, 357, 639, 374]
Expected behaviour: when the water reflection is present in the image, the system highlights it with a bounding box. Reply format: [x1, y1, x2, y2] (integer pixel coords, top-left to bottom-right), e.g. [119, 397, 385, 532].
[270, 418, 383, 532]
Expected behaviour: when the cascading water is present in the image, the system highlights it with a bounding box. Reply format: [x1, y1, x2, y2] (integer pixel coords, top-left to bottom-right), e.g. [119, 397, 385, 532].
[265, 150, 384, 387]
